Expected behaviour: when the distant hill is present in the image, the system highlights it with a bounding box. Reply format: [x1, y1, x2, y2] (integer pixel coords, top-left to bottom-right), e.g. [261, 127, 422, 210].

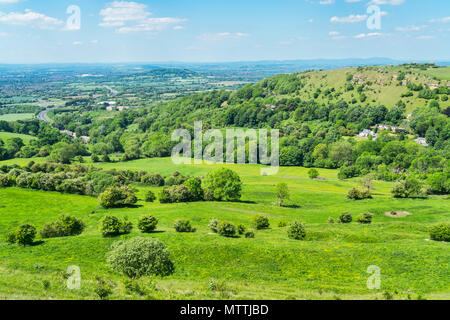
[140, 63, 449, 131]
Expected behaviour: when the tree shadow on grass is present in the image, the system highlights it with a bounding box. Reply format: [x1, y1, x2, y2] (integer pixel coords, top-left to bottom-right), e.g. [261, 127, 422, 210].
[229, 200, 256, 204]
[283, 204, 301, 209]
[30, 241, 45, 247]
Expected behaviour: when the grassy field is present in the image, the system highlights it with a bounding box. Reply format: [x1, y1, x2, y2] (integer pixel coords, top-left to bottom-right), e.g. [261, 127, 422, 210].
[0, 132, 37, 143]
[0, 157, 448, 300]
[0, 113, 35, 121]
[292, 66, 450, 112]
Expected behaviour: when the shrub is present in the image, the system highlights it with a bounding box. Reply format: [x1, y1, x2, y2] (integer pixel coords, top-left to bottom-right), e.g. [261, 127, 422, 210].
[392, 176, 426, 198]
[99, 216, 133, 237]
[237, 224, 246, 235]
[5, 231, 16, 244]
[308, 168, 319, 179]
[40, 215, 85, 239]
[429, 224, 450, 242]
[99, 186, 137, 208]
[158, 188, 172, 204]
[347, 188, 372, 200]
[183, 177, 204, 201]
[202, 168, 242, 201]
[328, 217, 335, 224]
[15, 224, 37, 245]
[338, 213, 352, 224]
[95, 285, 112, 300]
[217, 221, 237, 237]
[245, 230, 255, 238]
[158, 185, 190, 203]
[275, 182, 290, 206]
[278, 221, 288, 228]
[141, 173, 165, 186]
[144, 191, 156, 203]
[165, 171, 188, 186]
[208, 219, 219, 233]
[174, 220, 196, 233]
[107, 237, 175, 278]
[138, 215, 158, 233]
[356, 212, 373, 224]
[94, 278, 114, 300]
[287, 221, 306, 240]
[254, 215, 270, 230]
[123, 278, 151, 296]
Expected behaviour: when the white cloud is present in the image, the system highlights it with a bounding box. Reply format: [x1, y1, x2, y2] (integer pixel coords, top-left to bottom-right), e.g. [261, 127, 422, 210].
[345, 0, 362, 2]
[99, 1, 186, 33]
[319, 0, 335, 4]
[72, 41, 82, 45]
[100, 1, 150, 23]
[173, 25, 184, 30]
[198, 32, 250, 41]
[395, 25, 427, 32]
[116, 17, 187, 33]
[330, 14, 367, 23]
[429, 17, 450, 24]
[329, 31, 340, 36]
[416, 35, 436, 40]
[353, 32, 384, 38]
[0, 9, 64, 29]
[90, 40, 99, 44]
[0, 0, 20, 3]
[368, 0, 405, 5]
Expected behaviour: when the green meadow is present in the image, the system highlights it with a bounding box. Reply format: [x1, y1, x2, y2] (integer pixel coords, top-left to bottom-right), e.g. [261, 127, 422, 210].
[0, 157, 448, 300]
[0, 113, 35, 122]
[0, 132, 37, 143]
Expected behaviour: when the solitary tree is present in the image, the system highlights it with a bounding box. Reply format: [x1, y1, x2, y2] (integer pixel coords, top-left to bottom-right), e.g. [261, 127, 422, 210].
[275, 182, 290, 207]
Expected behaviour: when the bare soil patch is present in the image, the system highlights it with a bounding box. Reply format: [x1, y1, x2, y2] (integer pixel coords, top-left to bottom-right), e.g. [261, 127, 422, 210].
[385, 211, 412, 218]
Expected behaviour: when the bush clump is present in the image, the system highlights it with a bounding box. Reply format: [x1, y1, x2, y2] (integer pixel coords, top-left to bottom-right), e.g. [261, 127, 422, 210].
[208, 218, 219, 233]
[429, 223, 450, 242]
[7, 224, 37, 245]
[137, 215, 159, 233]
[287, 221, 306, 240]
[308, 168, 319, 179]
[144, 191, 156, 203]
[347, 188, 372, 200]
[107, 237, 175, 278]
[245, 230, 255, 238]
[217, 221, 237, 238]
[40, 215, 85, 238]
[99, 186, 137, 208]
[158, 185, 190, 203]
[254, 215, 270, 230]
[99, 216, 133, 237]
[202, 168, 242, 201]
[140, 173, 165, 186]
[356, 212, 373, 224]
[237, 224, 246, 235]
[338, 212, 353, 224]
[391, 176, 426, 199]
[174, 220, 196, 233]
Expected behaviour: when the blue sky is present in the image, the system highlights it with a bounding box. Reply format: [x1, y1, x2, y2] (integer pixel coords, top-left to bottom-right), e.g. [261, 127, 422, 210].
[0, 0, 448, 63]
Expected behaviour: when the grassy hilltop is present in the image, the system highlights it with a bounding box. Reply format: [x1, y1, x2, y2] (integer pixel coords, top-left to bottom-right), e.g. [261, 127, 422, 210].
[0, 157, 449, 300]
